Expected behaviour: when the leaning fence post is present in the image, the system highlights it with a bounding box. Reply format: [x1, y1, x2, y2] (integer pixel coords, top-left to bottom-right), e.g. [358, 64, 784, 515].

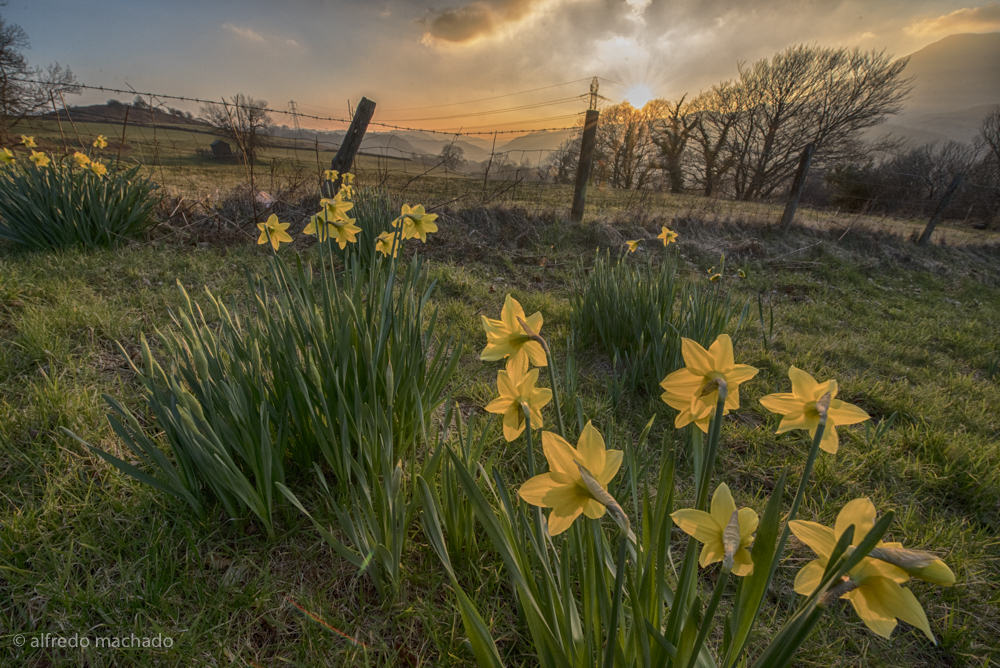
[779, 143, 815, 232]
[917, 173, 964, 246]
[571, 109, 600, 222]
[323, 97, 376, 198]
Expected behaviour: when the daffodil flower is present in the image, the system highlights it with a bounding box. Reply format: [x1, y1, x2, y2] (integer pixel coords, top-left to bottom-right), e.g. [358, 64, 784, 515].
[671, 483, 758, 576]
[256, 214, 293, 251]
[93, 135, 108, 149]
[709, 273, 721, 282]
[73, 151, 91, 167]
[89, 160, 107, 177]
[759, 367, 869, 454]
[318, 193, 354, 221]
[20, 135, 36, 148]
[0, 148, 14, 165]
[657, 226, 678, 246]
[659, 334, 758, 432]
[480, 294, 547, 368]
[375, 231, 399, 257]
[625, 240, 640, 253]
[790, 498, 936, 641]
[302, 214, 361, 249]
[323, 169, 339, 181]
[29, 151, 50, 168]
[393, 203, 438, 242]
[484, 355, 552, 441]
[518, 422, 624, 535]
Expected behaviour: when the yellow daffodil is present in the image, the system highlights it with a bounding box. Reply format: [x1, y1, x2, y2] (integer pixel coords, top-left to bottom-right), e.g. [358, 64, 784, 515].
[671, 483, 759, 576]
[89, 160, 107, 177]
[659, 334, 758, 432]
[625, 240, 640, 253]
[657, 226, 678, 246]
[0, 148, 14, 165]
[738, 269, 746, 278]
[73, 151, 91, 167]
[518, 422, 624, 535]
[29, 151, 50, 167]
[375, 231, 400, 257]
[484, 355, 553, 441]
[709, 273, 721, 282]
[790, 498, 936, 641]
[318, 193, 354, 221]
[20, 135, 36, 148]
[93, 135, 108, 149]
[480, 294, 547, 368]
[323, 169, 339, 181]
[256, 214, 293, 251]
[393, 203, 438, 242]
[759, 367, 870, 454]
[302, 214, 361, 249]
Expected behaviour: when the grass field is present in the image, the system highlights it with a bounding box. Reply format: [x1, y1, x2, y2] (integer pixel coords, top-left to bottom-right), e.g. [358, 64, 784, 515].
[1, 184, 998, 667]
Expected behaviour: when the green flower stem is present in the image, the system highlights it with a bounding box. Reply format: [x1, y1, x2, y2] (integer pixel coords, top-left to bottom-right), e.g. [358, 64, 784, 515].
[603, 532, 629, 668]
[685, 568, 731, 668]
[695, 388, 728, 511]
[522, 402, 537, 477]
[543, 343, 568, 440]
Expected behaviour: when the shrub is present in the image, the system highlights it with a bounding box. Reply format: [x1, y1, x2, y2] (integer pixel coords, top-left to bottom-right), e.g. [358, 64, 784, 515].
[0, 158, 160, 250]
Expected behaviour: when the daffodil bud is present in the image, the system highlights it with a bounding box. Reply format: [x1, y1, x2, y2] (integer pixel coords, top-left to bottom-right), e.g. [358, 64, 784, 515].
[576, 462, 630, 533]
[722, 509, 741, 572]
[868, 547, 955, 586]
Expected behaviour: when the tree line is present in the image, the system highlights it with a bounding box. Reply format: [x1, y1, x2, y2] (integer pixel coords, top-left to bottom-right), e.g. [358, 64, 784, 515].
[547, 44, 999, 224]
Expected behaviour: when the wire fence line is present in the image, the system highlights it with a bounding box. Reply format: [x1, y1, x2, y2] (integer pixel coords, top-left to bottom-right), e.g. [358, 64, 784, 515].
[6, 78, 998, 246]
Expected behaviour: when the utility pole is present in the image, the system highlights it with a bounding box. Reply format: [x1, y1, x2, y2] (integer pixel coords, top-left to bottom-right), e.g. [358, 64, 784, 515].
[288, 100, 301, 133]
[572, 78, 601, 222]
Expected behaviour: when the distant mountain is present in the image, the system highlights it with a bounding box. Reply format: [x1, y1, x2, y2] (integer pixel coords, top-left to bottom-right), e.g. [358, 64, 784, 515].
[42, 103, 210, 129]
[889, 32, 1000, 144]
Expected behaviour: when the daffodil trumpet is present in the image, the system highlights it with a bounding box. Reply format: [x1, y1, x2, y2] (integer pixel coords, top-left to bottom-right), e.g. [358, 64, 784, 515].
[517, 315, 567, 440]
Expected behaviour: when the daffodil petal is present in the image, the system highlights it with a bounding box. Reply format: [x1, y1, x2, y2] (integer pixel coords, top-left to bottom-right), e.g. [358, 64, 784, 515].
[835, 498, 876, 545]
[709, 334, 735, 371]
[789, 520, 837, 559]
[845, 581, 901, 639]
[759, 392, 802, 415]
[738, 507, 759, 544]
[710, 483, 737, 531]
[818, 423, 840, 454]
[731, 547, 754, 576]
[672, 509, 719, 543]
[598, 449, 623, 487]
[577, 421, 606, 476]
[794, 559, 827, 595]
[681, 338, 715, 376]
[547, 505, 584, 536]
[582, 498, 607, 519]
[699, 539, 725, 567]
[541, 431, 581, 476]
[828, 400, 870, 426]
[518, 473, 560, 506]
[788, 366, 822, 401]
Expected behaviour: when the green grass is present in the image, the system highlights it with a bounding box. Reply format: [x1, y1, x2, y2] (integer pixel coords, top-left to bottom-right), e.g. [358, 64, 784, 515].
[1, 202, 998, 666]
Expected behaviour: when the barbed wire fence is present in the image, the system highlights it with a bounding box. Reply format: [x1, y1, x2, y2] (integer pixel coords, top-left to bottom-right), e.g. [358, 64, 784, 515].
[8, 78, 999, 246]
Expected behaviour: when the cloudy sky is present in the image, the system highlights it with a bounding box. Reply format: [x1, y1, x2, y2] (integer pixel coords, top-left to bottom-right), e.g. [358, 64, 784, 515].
[6, 1, 1000, 134]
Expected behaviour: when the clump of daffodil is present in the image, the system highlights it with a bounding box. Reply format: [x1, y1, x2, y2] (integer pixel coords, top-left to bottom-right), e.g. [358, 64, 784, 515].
[518, 422, 626, 535]
[20, 135, 36, 148]
[257, 214, 292, 251]
[375, 230, 400, 258]
[658, 226, 678, 246]
[672, 483, 758, 575]
[29, 151, 50, 168]
[393, 203, 438, 242]
[790, 498, 943, 641]
[0, 148, 14, 165]
[93, 135, 108, 149]
[319, 192, 355, 221]
[484, 355, 552, 441]
[73, 151, 91, 168]
[89, 160, 107, 177]
[625, 240, 640, 253]
[303, 211, 361, 249]
[659, 334, 758, 432]
[480, 294, 547, 368]
[759, 366, 870, 454]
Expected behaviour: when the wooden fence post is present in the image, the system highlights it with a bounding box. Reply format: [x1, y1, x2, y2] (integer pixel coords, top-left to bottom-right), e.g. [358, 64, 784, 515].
[571, 109, 600, 222]
[917, 173, 964, 246]
[779, 143, 815, 232]
[323, 97, 376, 198]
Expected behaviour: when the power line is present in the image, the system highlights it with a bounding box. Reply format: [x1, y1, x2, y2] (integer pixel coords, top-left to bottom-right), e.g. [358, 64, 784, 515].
[376, 95, 585, 123]
[378, 78, 594, 113]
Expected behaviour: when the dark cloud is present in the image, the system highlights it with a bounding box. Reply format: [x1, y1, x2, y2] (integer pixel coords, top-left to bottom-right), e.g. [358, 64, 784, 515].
[424, 0, 545, 43]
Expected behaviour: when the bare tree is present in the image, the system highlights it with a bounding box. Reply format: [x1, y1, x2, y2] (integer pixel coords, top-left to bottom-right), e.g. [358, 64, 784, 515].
[649, 96, 699, 193]
[593, 101, 659, 189]
[439, 142, 465, 170]
[200, 94, 274, 163]
[981, 106, 1000, 166]
[544, 134, 581, 184]
[687, 83, 743, 197]
[0, 10, 79, 144]
[726, 45, 911, 200]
